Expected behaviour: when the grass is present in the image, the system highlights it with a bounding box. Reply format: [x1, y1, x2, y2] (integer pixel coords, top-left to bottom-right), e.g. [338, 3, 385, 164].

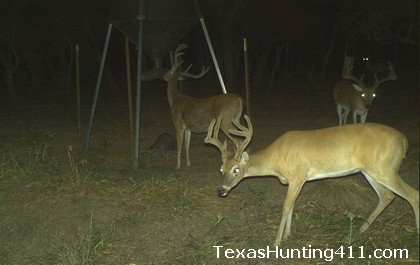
[0, 130, 418, 265]
[52, 212, 109, 265]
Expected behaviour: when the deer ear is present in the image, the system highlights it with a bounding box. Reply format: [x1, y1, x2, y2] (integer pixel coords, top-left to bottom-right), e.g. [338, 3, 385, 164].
[352, 84, 363, 92]
[241, 151, 249, 163]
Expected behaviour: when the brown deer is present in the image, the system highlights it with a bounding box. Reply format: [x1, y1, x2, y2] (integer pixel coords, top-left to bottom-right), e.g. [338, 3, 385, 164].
[205, 114, 419, 246]
[333, 57, 397, 125]
[164, 44, 244, 169]
[362, 55, 395, 74]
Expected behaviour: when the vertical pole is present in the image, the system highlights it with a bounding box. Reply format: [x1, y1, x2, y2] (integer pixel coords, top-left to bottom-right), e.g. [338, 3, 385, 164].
[134, 0, 145, 169]
[193, 0, 227, 94]
[84, 23, 113, 152]
[125, 37, 135, 165]
[285, 40, 290, 79]
[243, 38, 250, 117]
[75, 45, 81, 133]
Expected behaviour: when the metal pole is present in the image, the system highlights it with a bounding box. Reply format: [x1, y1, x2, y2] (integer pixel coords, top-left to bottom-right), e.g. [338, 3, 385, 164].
[75, 45, 81, 133]
[125, 37, 135, 165]
[84, 23, 113, 152]
[243, 38, 251, 117]
[134, 0, 145, 169]
[193, 0, 227, 94]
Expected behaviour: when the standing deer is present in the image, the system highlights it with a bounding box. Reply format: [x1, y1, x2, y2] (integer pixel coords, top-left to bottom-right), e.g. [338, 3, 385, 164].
[205, 114, 419, 246]
[333, 58, 397, 125]
[164, 44, 244, 169]
[361, 54, 395, 74]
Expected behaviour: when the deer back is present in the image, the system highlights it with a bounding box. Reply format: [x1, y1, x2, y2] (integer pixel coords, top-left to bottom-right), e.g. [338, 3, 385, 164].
[174, 93, 243, 133]
[261, 123, 408, 181]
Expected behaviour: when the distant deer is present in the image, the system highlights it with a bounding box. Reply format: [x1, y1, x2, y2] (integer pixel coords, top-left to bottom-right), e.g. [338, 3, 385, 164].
[205, 114, 419, 246]
[362, 55, 395, 74]
[164, 44, 244, 169]
[150, 133, 177, 159]
[333, 56, 397, 125]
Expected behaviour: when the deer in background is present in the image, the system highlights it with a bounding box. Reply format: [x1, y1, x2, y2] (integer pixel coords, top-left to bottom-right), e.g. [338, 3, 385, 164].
[205, 114, 419, 246]
[362, 55, 399, 79]
[164, 44, 244, 169]
[333, 54, 397, 125]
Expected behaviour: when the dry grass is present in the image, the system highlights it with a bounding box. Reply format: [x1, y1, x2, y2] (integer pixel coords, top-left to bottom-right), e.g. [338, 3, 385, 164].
[0, 89, 419, 264]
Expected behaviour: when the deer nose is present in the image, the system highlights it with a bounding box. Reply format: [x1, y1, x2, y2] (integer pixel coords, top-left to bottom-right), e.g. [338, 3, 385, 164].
[218, 186, 228, 197]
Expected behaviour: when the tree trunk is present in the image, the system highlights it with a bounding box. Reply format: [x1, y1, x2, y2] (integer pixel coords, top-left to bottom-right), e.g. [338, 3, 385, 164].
[321, 25, 339, 80]
[0, 49, 19, 104]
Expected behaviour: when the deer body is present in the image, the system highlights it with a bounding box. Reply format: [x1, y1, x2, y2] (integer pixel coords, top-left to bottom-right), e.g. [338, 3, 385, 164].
[333, 80, 374, 125]
[165, 44, 244, 169]
[363, 56, 393, 74]
[168, 92, 243, 133]
[206, 115, 419, 246]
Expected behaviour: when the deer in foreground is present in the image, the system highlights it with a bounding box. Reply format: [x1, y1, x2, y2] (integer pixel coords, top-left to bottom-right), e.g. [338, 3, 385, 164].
[164, 44, 244, 169]
[205, 114, 419, 246]
[333, 56, 397, 125]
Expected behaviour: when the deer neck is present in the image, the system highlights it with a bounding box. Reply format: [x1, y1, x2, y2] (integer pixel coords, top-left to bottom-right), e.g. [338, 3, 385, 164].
[244, 149, 277, 178]
[167, 77, 181, 108]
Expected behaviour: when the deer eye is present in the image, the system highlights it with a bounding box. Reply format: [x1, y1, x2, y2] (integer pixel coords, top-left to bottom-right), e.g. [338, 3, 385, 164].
[361, 93, 365, 98]
[219, 168, 223, 173]
[233, 167, 240, 174]
[373, 93, 376, 97]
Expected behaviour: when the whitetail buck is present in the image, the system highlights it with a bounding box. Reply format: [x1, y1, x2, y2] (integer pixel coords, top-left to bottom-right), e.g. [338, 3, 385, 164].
[164, 44, 244, 169]
[205, 114, 419, 246]
[333, 58, 397, 125]
[362, 55, 394, 74]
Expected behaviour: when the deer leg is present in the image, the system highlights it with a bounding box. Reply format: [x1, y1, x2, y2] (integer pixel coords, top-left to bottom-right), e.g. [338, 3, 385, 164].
[184, 130, 191, 168]
[342, 109, 350, 125]
[352, 110, 358, 124]
[360, 173, 395, 233]
[336, 105, 343, 125]
[360, 111, 368, 123]
[375, 174, 419, 234]
[274, 181, 304, 246]
[175, 127, 184, 169]
[284, 204, 295, 239]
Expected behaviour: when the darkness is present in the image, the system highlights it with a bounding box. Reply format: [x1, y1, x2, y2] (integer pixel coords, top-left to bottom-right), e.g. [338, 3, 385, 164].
[0, 0, 418, 112]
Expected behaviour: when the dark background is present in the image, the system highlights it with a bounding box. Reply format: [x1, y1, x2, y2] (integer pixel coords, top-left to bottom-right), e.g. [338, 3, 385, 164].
[0, 0, 418, 113]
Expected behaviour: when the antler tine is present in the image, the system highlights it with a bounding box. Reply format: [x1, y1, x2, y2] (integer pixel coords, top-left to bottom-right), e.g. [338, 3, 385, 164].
[342, 65, 365, 88]
[183, 64, 193, 73]
[173, 44, 188, 68]
[372, 61, 397, 89]
[228, 115, 253, 159]
[205, 114, 227, 160]
[180, 65, 210, 79]
[340, 54, 368, 87]
[175, 43, 188, 54]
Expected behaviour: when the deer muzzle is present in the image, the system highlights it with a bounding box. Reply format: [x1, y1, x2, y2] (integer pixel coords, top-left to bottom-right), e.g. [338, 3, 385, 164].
[218, 186, 229, 197]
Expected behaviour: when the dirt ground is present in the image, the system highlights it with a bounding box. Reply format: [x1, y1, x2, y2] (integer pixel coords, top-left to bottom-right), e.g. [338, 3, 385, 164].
[0, 76, 418, 264]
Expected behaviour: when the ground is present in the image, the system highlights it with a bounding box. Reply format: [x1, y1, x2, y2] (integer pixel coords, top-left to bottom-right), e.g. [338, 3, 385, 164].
[0, 77, 418, 264]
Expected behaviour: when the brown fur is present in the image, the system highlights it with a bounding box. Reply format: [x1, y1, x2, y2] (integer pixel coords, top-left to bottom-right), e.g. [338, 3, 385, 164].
[165, 44, 244, 169]
[207, 116, 419, 246]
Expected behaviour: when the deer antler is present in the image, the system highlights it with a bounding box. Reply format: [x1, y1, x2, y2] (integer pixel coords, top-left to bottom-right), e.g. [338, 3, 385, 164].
[172, 43, 188, 70]
[228, 115, 253, 160]
[205, 114, 228, 161]
[342, 58, 366, 87]
[171, 44, 210, 79]
[180, 65, 210, 79]
[372, 61, 397, 89]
